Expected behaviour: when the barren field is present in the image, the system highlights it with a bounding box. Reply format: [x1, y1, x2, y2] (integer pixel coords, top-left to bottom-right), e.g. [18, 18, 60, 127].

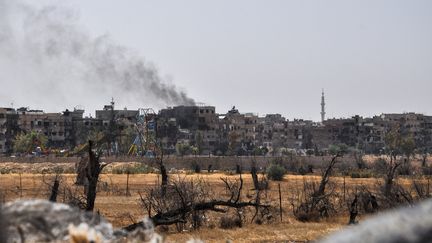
[0, 161, 425, 242]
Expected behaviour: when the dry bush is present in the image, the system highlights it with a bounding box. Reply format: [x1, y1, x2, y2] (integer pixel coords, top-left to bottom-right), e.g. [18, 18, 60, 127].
[129, 174, 271, 232]
[63, 185, 87, 209]
[139, 176, 214, 230]
[412, 179, 431, 199]
[219, 215, 242, 229]
[397, 162, 414, 176]
[291, 153, 344, 222]
[191, 161, 201, 173]
[371, 158, 388, 176]
[291, 180, 339, 222]
[356, 186, 379, 214]
[421, 166, 432, 176]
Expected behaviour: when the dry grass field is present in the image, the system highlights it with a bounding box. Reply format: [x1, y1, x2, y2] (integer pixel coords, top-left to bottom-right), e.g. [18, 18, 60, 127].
[0, 161, 426, 242]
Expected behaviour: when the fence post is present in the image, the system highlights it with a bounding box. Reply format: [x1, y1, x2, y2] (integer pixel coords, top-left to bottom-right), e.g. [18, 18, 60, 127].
[19, 173, 23, 199]
[126, 171, 130, 196]
[278, 183, 282, 222]
[428, 177, 430, 195]
[343, 175, 346, 203]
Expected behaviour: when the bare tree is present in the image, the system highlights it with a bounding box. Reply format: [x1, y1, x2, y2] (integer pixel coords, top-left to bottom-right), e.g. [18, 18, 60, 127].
[74, 140, 109, 211]
[152, 141, 168, 196]
[382, 127, 413, 197]
[126, 174, 270, 231]
[48, 175, 60, 202]
[85, 140, 109, 211]
[251, 160, 259, 190]
[292, 146, 344, 221]
[348, 195, 358, 225]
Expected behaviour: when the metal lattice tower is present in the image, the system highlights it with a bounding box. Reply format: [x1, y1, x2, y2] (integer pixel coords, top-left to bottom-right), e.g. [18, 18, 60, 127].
[128, 108, 157, 156]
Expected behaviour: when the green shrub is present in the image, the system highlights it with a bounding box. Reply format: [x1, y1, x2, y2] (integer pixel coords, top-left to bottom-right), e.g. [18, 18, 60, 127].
[266, 163, 286, 181]
[0, 168, 11, 174]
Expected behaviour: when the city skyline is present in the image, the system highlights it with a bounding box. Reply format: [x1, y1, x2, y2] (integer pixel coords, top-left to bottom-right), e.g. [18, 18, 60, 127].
[1, 0, 431, 121]
[3, 97, 432, 122]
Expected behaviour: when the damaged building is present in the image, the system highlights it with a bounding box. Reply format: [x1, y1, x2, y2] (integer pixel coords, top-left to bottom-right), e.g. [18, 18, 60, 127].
[1, 100, 432, 156]
[0, 108, 19, 154]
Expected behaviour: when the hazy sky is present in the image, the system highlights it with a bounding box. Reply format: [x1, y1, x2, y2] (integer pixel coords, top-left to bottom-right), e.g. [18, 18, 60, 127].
[1, 0, 432, 121]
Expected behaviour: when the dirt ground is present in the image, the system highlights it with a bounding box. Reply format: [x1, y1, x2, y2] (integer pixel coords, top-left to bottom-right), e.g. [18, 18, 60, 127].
[0, 168, 400, 242]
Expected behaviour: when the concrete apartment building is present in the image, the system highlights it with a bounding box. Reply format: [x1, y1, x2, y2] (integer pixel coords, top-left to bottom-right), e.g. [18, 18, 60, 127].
[157, 105, 220, 154]
[95, 103, 138, 126]
[0, 108, 19, 154]
[17, 108, 66, 148]
[1, 99, 432, 156]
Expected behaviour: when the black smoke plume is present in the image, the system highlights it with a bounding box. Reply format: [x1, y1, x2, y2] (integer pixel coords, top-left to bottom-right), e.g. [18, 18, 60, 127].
[0, 0, 195, 111]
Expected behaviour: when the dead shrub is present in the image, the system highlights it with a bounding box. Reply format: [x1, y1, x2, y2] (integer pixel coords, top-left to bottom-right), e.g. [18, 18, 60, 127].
[292, 153, 342, 222]
[397, 163, 413, 176]
[219, 216, 242, 229]
[371, 158, 387, 176]
[422, 166, 432, 176]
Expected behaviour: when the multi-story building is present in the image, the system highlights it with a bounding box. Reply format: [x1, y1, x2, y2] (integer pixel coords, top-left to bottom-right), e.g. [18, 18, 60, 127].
[0, 108, 19, 154]
[3, 100, 432, 156]
[157, 105, 219, 154]
[17, 108, 66, 147]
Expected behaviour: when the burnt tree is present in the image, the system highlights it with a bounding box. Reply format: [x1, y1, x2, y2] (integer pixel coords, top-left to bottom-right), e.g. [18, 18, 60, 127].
[293, 149, 344, 221]
[348, 195, 358, 225]
[84, 140, 109, 211]
[251, 162, 259, 190]
[129, 174, 270, 231]
[155, 143, 168, 196]
[48, 176, 60, 202]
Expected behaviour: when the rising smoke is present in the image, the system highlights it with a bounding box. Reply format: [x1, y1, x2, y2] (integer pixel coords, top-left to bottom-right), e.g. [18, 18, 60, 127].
[0, 0, 195, 112]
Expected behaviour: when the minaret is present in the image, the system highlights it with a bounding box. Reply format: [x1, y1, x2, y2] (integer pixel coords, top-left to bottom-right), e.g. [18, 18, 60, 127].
[320, 89, 326, 122]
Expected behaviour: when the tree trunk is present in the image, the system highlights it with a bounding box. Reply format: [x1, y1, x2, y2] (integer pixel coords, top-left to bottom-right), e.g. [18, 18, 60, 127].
[348, 195, 358, 225]
[384, 176, 393, 197]
[86, 178, 97, 211]
[236, 164, 241, 174]
[251, 165, 259, 190]
[48, 178, 60, 202]
[84, 140, 105, 211]
[161, 164, 168, 187]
